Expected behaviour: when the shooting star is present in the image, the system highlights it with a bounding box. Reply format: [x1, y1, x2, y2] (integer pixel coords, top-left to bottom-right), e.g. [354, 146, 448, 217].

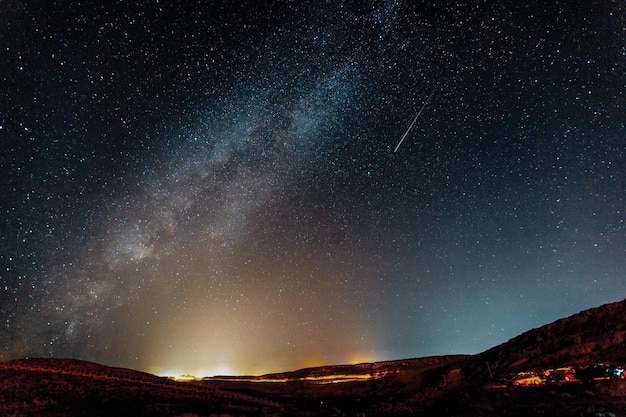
[394, 87, 437, 153]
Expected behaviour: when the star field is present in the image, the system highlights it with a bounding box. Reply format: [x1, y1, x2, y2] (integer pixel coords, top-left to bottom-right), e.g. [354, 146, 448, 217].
[2, 1, 625, 376]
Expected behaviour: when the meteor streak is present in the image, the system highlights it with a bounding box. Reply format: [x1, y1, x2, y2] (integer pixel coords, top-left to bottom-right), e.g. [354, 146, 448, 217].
[394, 88, 437, 153]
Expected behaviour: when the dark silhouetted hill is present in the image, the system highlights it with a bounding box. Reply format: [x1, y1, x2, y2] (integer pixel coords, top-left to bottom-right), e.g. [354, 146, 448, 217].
[466, 297, 626, 380]
[2, 298, 625, 416]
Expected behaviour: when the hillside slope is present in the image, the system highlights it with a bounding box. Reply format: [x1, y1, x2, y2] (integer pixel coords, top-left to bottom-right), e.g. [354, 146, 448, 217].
[470, 298, 626, 378]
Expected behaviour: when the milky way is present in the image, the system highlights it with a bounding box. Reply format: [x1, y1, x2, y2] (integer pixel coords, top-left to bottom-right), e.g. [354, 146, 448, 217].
[2, 1, 625, 376]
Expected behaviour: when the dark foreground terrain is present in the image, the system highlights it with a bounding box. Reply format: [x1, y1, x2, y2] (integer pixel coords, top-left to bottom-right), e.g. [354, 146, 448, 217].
[2, 298, 626, 416]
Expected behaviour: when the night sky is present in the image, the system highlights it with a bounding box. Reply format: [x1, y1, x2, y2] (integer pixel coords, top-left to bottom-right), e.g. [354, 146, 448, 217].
[2, 1, 625, 377]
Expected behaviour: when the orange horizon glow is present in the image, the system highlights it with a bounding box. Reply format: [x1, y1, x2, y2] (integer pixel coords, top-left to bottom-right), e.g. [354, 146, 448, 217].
[150, 350, 385, 379]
